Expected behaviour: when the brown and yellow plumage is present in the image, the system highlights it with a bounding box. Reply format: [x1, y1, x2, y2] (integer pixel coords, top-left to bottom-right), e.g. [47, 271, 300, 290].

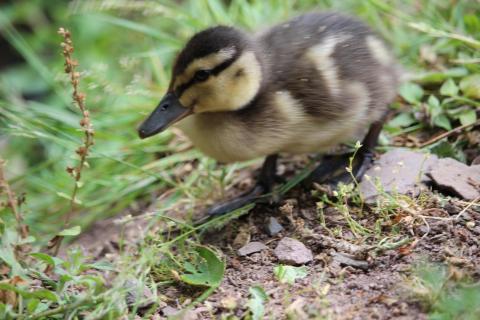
[138, 12, 402, 215]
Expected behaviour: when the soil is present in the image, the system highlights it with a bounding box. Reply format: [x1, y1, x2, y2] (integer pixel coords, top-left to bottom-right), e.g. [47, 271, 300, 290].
[72, 155, 480, 320]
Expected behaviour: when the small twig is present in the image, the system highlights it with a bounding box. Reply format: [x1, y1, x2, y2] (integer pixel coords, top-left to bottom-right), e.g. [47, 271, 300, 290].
[0, 158, 29, 239]
[418, 119, 480, 148]
[49, 28, 95, 256]
[455, 196, 480, 221]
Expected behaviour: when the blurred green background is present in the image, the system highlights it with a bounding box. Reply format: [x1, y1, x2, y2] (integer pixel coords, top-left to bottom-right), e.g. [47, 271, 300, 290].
[0, 0, 479, 237]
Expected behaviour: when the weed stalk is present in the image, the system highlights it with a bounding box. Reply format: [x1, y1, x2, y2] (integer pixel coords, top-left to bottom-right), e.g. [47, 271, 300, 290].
[0, 158, 29, 239]
[48, 28, 95, 256]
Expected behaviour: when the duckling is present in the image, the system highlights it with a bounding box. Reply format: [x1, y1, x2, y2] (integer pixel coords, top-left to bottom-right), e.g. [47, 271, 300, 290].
[138, 12, 401, 215]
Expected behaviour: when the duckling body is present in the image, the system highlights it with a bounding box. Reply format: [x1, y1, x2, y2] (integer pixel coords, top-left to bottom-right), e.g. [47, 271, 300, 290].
[138, 12, 401, 215]
[174, 12, 399, 163]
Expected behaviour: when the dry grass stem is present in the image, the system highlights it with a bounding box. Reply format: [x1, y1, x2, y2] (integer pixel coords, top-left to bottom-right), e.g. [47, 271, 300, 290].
[0, 158, 29, 239]
[49, 27, 95, 256]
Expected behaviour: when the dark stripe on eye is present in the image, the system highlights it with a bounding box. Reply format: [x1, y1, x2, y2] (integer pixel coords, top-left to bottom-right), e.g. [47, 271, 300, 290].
[175, 51, 240, 98]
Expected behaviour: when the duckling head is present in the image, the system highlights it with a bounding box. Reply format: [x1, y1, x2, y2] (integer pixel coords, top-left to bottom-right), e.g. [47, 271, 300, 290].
[138, 26, 263, 139]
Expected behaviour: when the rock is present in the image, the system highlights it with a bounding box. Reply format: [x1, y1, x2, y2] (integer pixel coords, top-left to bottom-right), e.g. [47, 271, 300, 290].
[428, 158, 480, 200]
[331, 252, 369, 270]
[237, 241, 268, 256]
[274, 237, 313, 265]
[359, 149, 438, 202]
[266, 217, 284, 236]
[300, 208, 316, 221]
[472, 155, 480, 166]
[124, 279, 155, 310]
[162, 306, 179, 317]
[162, 306, 198, 320]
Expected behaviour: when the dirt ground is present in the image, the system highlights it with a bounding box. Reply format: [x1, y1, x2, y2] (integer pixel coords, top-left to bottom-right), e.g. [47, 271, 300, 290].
[72, 155, 480, 320]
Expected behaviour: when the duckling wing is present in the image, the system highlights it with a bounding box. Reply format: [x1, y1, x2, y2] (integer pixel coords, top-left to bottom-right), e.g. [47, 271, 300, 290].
[258, 12, 400, 123]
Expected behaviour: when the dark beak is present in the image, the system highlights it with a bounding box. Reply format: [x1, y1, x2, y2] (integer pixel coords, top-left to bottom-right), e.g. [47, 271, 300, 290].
[138, 93, 192, 139]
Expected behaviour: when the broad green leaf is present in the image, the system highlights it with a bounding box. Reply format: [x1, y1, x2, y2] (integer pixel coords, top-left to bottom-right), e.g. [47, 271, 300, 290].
[427, 95, 442, 118]
[440, 79, 459, 97]
[464, 13, 480, 34]
[27, 298, 40, 313]
[183, 261, 197, 274]
[430, 141, 466, 163]
[247, 286, 268, 320]
[58, 226, 81, 237]
[399, 82, 424, 104]
[180, 246, 225, 287]
[458, 109, 477, 126]
[274, 265, 308, 285]
[415, 67, 468, 84]
[388, 112, 416, 128]
[459, 74, 480, 99]
[433, 114, 452, 131]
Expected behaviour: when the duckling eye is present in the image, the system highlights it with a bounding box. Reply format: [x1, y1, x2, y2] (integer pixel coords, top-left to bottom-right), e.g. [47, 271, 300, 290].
[194, 70, 211, 82]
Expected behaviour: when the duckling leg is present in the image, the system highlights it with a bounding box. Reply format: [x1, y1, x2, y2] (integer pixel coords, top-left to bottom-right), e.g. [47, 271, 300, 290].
[207, 154, 278, 216]
[308, 120, 383, 185]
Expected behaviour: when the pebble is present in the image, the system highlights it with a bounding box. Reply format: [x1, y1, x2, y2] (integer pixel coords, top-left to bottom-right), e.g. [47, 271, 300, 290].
[274, 237, 313, 265]
[266, 217, 284, 236]
[237, 241, 268, 256]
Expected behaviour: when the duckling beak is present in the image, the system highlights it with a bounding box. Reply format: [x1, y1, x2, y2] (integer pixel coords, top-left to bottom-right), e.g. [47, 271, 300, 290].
[138, 93, 193, 139]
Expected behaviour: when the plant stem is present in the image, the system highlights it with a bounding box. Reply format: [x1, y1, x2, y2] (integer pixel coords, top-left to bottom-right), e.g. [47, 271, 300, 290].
[22, 295, 104, 320]
[49, 27, 95, 256]
[0, 158, 28, 238]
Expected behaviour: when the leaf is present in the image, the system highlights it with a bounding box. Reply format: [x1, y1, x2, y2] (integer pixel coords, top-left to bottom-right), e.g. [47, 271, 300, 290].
[31, 289, 58, 302]
[433, 114, 452, 131]
[18, 236, 35, 245]
[58, 226, 81, 237]
[247, 286, 268, 320]
[458, 109, 477, 126]
[440, 79, 459, 97]
[27, 298, 40, 313]
[179, 246, 225, 287]
[430, 141, 466, 162]
[30, 253, 56, 267]
[415, 67, 468, 84]
[427, 95, 442, 118]
[56, 192, 82, 204]
[399, 82, 424, 104]
[89, 261, 116, 271]
[273, 265, 308, 285]
[387, 112, 417, 128]
[459, 74, 480, 99]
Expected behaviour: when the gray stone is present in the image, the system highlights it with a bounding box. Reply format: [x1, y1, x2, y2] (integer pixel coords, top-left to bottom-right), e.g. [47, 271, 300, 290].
[124, 279, 155, 310]
[359, 149, 438, 202]
[428, 158, 480, 200]
[266, 217, 284, 236]
[237, 241, 268, 256]
[274, 237, 313, 265]
[162, 306, 179, 317]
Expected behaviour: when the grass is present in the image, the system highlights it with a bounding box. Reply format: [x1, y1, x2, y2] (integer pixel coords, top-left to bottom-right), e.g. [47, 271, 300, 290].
[0, 0, 479, 318]
[407, 263, 480, 320]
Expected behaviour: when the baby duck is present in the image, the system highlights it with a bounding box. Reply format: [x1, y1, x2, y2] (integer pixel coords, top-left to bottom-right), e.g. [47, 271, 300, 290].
[139, 12, 401, 215]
